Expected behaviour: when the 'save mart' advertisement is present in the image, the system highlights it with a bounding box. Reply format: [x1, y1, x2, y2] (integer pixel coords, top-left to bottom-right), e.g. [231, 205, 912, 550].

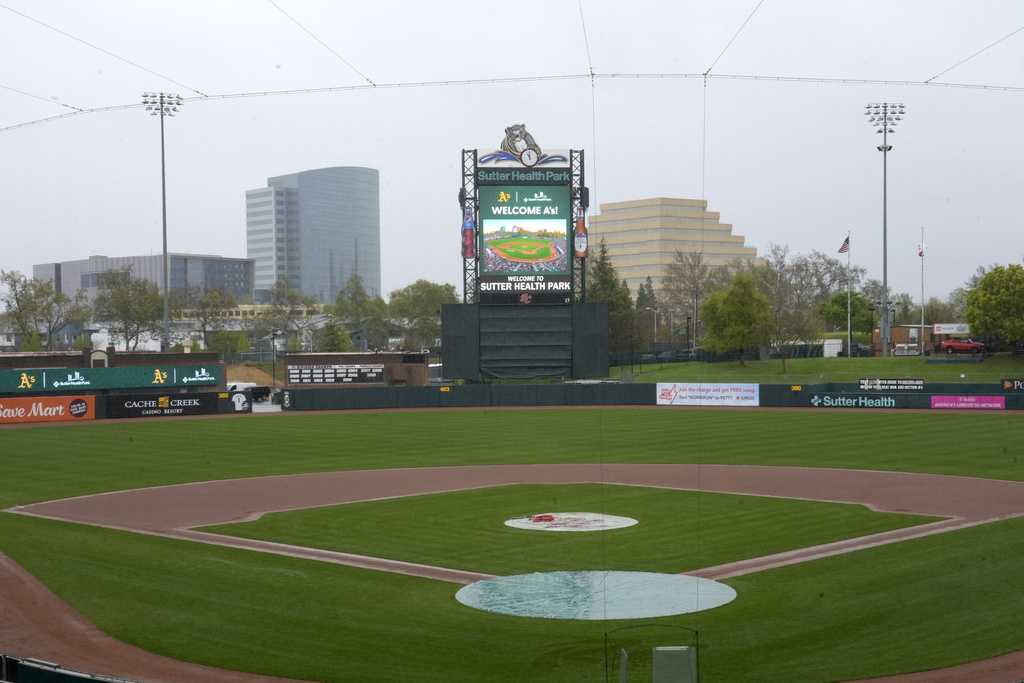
[0, 395, 95, 425]
[478, 185, 572, 304]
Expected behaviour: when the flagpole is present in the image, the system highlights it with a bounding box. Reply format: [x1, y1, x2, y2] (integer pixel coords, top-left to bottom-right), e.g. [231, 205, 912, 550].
[920, 226, 925, 356]
[847, 231, 852, 359]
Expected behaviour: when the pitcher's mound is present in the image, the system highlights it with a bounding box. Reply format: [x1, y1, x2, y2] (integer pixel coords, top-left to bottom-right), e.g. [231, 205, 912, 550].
[456, 571, 736, 620]
[504, 512, 637, 532]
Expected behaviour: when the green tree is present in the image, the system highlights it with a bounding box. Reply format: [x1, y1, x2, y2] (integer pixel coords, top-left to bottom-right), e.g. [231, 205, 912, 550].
[333, 274, 390, 349]
[922, 297, 956, 325]
[660, 251, 731, 346]
[966, 264, 1024, 345]
[0, 271, 90, 350]
[73, 333, 93, 351]
[21, 331, 42, 352]
[174, 287, 236, 350]
[209, 330, 250, 355]
[93, 270, 162, 351]
[314, 322, 354, 352]
[634, 276, 658, 348]
[260, 280, 320, 343]
[388, 279, 458, 351]
[587, 239, 634, 353]
[742, 245, 824, 371]
[700, 273, 771, 365]
[819, 291, 874, 337]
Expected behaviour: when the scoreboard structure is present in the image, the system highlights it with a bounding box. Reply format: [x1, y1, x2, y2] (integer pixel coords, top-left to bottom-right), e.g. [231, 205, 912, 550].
[444, 126, 607, 381]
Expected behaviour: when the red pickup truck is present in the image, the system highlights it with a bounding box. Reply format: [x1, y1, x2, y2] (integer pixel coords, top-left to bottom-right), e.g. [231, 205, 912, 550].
[939, 338, 985, 354]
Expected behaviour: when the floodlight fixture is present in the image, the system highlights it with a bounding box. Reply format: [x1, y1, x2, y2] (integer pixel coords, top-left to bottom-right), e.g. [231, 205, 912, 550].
[863, 102, 908, 357]
[140, 92, 185, 351]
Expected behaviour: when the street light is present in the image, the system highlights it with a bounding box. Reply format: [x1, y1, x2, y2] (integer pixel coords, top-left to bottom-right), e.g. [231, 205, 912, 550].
[864, 101, 906, 357]
[142, 92, 184, 351]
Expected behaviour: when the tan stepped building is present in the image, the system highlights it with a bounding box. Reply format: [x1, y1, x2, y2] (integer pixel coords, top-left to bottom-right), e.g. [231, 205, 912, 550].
[587, 197, 760, 292]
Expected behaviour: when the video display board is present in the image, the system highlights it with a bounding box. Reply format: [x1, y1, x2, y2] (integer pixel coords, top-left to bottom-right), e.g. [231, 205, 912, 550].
[477, 185, 572, 304]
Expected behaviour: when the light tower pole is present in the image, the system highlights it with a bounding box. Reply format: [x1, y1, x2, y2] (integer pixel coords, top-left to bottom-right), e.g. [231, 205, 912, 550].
[864, 102, 906, 357]
[142, 92, 183, 351]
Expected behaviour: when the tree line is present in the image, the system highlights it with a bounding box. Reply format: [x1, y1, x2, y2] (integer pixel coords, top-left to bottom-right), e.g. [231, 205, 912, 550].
[585, 238, 1024, 363]
[0, 269, 457, 354]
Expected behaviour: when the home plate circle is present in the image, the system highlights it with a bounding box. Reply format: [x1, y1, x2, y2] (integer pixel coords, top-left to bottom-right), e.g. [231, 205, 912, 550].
[504, 512, 637, 532]
[456, 571, 737, 620]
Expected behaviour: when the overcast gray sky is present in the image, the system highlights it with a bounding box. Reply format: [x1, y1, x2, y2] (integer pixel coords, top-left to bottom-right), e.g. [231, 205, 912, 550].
[1, 0, 1022, 300]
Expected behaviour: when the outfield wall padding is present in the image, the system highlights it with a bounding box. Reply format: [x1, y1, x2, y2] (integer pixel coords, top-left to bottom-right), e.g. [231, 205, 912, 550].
[282, 381, 1024, 412]
[283, 383, 654, 411]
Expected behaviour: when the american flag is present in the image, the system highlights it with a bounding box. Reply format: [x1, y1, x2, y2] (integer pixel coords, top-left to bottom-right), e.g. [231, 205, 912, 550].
[918, 243, 924, 258]
[838, 236, 850, 254]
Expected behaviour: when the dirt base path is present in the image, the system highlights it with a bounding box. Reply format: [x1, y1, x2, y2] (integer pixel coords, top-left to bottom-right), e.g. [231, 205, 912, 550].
[7, 463, 1024, 682]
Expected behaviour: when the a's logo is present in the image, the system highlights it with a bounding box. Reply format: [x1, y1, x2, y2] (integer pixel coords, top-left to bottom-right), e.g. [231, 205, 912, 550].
[17, 372, 36, 390]
[151, 369, 168, 384]
[158, 396, 170, 408]
[497, 191, 511, 203]
[810, 395, 822, 407]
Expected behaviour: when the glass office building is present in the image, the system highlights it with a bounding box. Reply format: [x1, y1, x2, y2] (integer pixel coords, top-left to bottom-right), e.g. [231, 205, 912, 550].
[33, 254, 254, 303]
[246, 167, 381, 303]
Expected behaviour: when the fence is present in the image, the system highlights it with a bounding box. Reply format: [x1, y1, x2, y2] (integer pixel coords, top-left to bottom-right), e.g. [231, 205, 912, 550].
[1, 654, 137, 683]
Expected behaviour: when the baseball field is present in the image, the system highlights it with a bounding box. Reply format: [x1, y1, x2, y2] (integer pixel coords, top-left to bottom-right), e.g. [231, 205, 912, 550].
[486, 235, 558, 263]
[2, 407, 1024, 682]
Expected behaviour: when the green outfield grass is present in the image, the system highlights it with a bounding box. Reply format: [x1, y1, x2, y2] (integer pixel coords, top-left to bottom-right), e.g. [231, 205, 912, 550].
[613, 353, 1024, 384]
[487, 236, 555, 261]
[1, 409, 1023, 681]
[204, 484, 933, 575]
[2, 409, 1022, 510]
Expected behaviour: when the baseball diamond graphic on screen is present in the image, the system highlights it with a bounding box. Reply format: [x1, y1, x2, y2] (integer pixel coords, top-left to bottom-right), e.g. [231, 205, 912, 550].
[482, 220, 569, 274]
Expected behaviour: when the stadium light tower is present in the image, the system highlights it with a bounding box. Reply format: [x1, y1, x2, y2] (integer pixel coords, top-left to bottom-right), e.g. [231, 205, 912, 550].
[142, 92, 184, 351]
[864, 102, 906, 357]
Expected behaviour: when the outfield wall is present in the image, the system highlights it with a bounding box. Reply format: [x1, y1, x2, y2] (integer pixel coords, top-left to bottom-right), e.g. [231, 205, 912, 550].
[283, 383, 653, 411]
[0, 391, 252, 425]
[281, 381, 1024, 412]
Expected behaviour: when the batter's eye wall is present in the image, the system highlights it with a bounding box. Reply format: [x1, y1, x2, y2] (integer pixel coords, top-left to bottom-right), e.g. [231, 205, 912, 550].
[440, 303, 608, 381]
